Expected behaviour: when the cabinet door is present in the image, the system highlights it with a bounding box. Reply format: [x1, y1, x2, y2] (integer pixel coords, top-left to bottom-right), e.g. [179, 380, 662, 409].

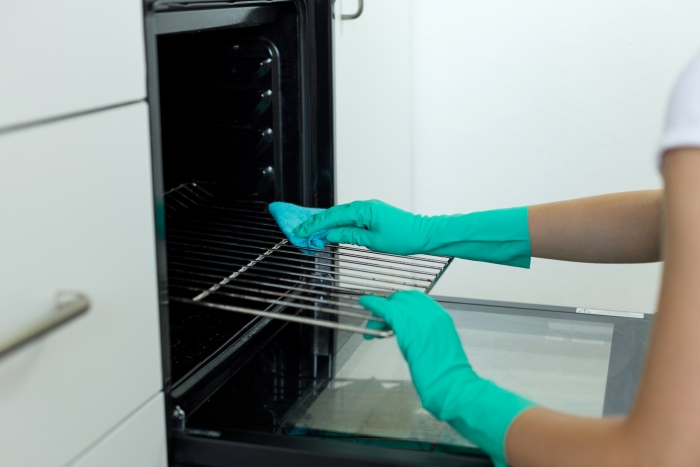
[0, 0, 146, 129]
[70, 394, 167, 467]
[334, 0, 413, 210]
[0, 103, 162, 467]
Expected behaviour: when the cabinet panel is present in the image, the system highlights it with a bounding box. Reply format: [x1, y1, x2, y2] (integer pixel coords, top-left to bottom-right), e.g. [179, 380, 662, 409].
[0, 0, 146, 129]
[70, 394, 167, 467]
[334, 0, 413, 210]
[0, 103, 162, 467]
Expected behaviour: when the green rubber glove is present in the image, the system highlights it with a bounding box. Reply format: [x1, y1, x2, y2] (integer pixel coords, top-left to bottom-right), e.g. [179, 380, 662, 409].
[294, 200, 531, 268]
[360, 291, 536, 467]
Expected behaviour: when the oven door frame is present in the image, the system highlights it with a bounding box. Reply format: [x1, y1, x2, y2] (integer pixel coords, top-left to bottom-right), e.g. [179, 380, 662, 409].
[170, 430, 492, 467]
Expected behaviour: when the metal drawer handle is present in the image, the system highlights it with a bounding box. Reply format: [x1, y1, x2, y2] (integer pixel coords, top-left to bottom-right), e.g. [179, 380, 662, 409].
[342, 0, 364, 20]
[0, 292, 90, 359]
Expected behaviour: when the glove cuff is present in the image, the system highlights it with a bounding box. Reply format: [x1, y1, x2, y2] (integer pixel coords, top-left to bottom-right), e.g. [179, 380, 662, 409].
[426, 207, 532, 268]
[447, 381, 537, 467]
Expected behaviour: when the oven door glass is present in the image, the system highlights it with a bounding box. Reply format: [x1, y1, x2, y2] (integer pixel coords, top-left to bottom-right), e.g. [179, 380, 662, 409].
[184, 297, 651, 457]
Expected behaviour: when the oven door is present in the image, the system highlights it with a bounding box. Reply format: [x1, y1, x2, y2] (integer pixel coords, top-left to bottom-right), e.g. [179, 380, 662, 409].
[169, 295, 651, 467]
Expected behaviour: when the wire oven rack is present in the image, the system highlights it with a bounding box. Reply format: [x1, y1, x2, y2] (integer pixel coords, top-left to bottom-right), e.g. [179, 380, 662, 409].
[164, 182, 453, 338]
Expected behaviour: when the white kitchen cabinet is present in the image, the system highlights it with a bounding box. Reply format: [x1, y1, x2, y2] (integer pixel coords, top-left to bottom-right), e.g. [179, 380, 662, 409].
[0, 103, 163, 467]
[334, 0, 413, 211]
[0, 0, 146, 130]
[69, 393, 167, 467]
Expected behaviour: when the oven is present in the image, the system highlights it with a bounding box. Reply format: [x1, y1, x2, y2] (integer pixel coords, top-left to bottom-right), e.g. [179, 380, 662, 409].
[144, 2, 652, 466]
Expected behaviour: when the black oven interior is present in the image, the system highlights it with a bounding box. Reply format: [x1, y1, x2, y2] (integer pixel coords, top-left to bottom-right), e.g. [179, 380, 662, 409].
[158, 3, 303, 204]
[150, 0, 345, 437]
[156, 3, 306, 389]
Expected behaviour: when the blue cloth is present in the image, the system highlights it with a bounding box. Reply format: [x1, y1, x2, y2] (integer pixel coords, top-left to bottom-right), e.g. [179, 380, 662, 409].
[268, 202, 331, 253]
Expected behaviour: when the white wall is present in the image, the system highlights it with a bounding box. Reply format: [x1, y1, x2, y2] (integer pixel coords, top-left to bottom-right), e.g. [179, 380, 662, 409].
[411, 0, 700, 313]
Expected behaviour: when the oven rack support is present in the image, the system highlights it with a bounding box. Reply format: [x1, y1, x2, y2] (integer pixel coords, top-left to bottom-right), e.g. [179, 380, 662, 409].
[165, 182, 453, 338]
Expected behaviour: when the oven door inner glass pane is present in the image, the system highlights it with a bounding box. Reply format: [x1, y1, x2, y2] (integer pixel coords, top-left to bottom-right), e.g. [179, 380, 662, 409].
[280, 307, 614, 450]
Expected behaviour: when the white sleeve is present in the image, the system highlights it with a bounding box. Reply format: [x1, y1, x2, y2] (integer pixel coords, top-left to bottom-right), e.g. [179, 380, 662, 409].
[659, 51, 700, 163]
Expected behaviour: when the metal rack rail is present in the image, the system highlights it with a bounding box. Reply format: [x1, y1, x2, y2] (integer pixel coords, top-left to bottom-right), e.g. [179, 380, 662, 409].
[165, 182, 453, 338]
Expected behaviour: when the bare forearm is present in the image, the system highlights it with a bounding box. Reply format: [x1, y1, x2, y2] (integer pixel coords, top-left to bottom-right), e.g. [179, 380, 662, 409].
[506, 409, 631, 467]
[623, 150, 700, 466]
[529, 190, 662, 263]
[504, 151, 700, 467]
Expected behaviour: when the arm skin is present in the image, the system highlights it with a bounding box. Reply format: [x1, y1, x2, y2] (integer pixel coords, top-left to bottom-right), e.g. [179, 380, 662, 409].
[528, 190, 662, 263]
[505, 148, 700, 467]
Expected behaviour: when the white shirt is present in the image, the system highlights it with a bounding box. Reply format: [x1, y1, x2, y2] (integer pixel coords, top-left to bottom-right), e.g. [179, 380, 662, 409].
[659, 52, 700, 162]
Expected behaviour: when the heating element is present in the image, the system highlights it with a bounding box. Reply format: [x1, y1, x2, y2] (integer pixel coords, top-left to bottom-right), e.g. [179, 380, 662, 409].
[164, 182, 453, 339]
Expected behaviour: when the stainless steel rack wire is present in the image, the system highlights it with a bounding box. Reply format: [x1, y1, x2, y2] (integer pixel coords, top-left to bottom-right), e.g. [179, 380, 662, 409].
[164, 182, 453, 338]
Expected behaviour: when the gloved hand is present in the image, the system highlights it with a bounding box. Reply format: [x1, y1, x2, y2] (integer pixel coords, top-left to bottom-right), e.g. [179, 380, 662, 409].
[360, 291, 536, 467]
[294, 200, 531, 268]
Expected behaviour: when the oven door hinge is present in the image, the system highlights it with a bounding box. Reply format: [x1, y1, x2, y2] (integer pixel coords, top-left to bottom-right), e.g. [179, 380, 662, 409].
[172, 405, 186, 432]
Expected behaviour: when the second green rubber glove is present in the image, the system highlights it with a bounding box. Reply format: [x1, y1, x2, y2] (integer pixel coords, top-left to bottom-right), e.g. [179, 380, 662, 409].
[360, 291, 536, 467]
[294, 200, 531, 268]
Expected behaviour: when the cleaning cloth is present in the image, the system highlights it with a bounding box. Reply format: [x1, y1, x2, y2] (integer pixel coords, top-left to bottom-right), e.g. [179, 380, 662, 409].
[268, 202, 331, 253]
